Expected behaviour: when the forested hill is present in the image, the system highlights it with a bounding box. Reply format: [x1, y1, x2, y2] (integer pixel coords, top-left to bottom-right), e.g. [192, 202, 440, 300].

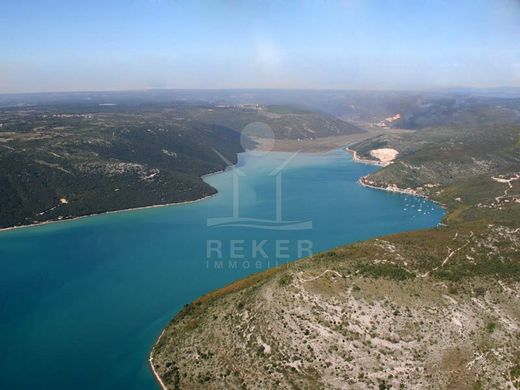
[0, 103, 362, 229]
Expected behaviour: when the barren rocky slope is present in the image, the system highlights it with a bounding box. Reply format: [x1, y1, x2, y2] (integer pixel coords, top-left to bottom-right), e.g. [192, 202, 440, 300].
[152, 125, 520, 389]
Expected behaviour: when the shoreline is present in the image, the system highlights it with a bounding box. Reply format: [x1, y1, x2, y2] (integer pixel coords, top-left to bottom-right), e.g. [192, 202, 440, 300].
[359, 176, 425, 198]
[0, 165, 231, 234]
[360, 177, 446, 209]
[149, 330, 168, 390]
[149, 146, 447, 389]
[0, 145, 357, 235]
[345, 147, 446, 208]
[0, 194, 217, 234]
[0, 144, 398, 235]
[345, 146, 388, 167]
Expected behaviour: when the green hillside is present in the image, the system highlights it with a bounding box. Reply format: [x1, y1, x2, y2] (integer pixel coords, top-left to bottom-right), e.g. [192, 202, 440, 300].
[0, 104, 361, 229]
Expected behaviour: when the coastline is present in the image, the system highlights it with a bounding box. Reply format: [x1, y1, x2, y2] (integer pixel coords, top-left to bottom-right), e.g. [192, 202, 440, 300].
[0, 146, 361, 234]
[149, 146, 447, 389]
[359, 177, 422, 197]
[345, 146, 388, 167]
[149, 330, 168, 390]
[0, 166, 230, 234]
[0, 193, 217, 234]
[345, 147, 446, 207]
[345, 145, 418, 195]
[0, 145, 404, 235]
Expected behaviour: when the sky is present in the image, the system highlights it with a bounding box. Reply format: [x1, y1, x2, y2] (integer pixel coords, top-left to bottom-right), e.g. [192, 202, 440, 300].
[1, 0, 519, 93]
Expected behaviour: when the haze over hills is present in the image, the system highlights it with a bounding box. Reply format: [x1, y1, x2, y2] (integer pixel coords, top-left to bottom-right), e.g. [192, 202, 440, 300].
[0, 99, 362, 229]
[2, 88, 519, 126]
[2, 88, 520, 230]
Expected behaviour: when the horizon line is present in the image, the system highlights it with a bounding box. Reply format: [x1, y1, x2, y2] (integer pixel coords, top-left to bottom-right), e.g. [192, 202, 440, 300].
[2, 85, 520, 97]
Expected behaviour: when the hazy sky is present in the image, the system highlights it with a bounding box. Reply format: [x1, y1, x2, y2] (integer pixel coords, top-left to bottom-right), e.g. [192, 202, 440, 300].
[1, 0, 519, 93]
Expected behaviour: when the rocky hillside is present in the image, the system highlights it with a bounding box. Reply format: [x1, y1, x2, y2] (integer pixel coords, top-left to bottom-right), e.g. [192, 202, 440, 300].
[0, 103, 361, 229]
[185, 104, 363, 140]
[0, 106, 244, 229]
[151, 125, 520, 389]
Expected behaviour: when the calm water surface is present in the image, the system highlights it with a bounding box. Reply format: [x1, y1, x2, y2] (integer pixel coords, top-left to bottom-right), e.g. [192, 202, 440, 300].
[0, 150, 443, 389]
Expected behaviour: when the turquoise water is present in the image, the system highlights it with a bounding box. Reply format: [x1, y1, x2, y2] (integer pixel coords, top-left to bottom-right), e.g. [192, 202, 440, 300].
[0, 150, 443, 389]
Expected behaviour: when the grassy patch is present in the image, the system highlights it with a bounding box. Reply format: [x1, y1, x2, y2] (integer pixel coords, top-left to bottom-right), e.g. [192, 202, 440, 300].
[355, 262, 414, 281]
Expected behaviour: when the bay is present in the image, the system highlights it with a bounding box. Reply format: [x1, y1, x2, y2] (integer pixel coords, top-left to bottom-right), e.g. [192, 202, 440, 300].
[0, 149, 443, 389]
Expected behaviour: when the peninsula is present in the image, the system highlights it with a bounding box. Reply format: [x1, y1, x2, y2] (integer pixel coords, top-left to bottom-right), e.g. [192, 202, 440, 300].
[151, 124, 520, 389]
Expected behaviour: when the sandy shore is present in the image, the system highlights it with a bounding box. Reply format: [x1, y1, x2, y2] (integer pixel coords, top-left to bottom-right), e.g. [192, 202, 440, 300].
[347, 146, 421, 197]
[369, 148, 399, 164]
[345, 146, 387, 166]
[345, 147, 445, 208]
[345, 146, 398, 167]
